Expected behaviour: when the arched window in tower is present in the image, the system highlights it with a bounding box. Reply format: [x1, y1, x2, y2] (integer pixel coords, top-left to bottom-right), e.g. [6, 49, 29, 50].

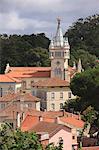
[54, 68, 62, 78]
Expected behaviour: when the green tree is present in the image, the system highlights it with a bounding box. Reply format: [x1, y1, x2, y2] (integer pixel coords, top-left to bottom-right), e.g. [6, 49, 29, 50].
[0, 33, 50, 73]
[70, 66, 99, 111]
[0, 124, 42, 150]
[65, 14, 99, 68]
[69, 49, 97, 70]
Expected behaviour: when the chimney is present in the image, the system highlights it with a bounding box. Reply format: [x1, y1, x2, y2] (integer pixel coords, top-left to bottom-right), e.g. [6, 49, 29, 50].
[16, 112, 21, 128]
[62, 109, 65, 116]
[55, 117, 60, 124]
[39, 116, 43, 122]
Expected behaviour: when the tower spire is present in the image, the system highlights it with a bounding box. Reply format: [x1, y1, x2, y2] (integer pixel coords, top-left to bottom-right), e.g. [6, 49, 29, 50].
[54, 17, 64, 47]
[77, 58, 82, 73]
[57, 17, 61, 29]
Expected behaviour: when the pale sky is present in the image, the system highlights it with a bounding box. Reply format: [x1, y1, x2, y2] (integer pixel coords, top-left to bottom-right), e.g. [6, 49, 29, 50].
[0, 0, 99, 37]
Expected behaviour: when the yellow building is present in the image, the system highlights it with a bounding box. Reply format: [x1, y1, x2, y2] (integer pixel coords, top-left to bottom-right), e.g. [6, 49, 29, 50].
[0, 74, 21, 97]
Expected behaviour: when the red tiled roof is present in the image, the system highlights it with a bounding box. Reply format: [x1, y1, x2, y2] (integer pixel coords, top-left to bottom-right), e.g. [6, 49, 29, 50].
[7, 66, 76, 79]
[0, 103, 38, 120]
[82, 146, 99, 150]
[0, 74, 21, 83]
[6, 67, 51, 78]
[0, 93, 40, 102]
[42, 111, 79, 119]
[21, 111, 84, 132]
[21, 115, 39, 131]
[7, 71, 51, 78]
[32, 77, 70, 87]
[30, 121, 71, 138]
[60, 116, 85, 128]
[10, 67, 51, 72]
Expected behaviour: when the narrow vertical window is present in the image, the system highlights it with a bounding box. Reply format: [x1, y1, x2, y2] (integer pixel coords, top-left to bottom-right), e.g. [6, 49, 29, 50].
[60, 103, 63, 109]
[60, 92, 63, 98]
[0, 88, 3, 97]
[51, 92, 55, 99]
[22, 81, 26, 89]
[51, 103, 55, 110]
[68, 92, 71, 98]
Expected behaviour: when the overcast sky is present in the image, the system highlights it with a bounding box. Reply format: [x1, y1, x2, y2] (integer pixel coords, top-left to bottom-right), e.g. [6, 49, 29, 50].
[0, 0, 99, 37]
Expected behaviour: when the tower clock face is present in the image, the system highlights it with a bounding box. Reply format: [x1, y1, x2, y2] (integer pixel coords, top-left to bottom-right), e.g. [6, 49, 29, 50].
[56, 61, 60, 65]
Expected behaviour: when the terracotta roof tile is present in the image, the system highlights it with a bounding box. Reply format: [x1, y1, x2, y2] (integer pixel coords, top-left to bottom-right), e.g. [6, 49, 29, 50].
[0, 103, 38, 120]
[60, 116, 85, 128]
[32, 77, 70, 87]
[21, 111, 84, 132]
[30, 121, 70, 138]
[7, 70, 51, 78]
[0, 93, 40, 102]
[7, 66, 77, 79]
[10, 67, 51, 72]
[21, 115, 39, 131]
[0, 74, 21, 83]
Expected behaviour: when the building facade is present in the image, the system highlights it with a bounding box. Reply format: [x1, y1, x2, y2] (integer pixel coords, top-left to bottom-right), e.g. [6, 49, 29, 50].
[3, 19, 82, 111]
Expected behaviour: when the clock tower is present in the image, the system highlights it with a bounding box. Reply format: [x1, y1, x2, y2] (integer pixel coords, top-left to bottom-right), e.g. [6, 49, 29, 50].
[49, 18, 70, 81]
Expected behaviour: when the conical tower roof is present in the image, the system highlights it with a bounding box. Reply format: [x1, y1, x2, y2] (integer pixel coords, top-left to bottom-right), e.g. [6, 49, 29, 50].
[54, 18, 64, 47]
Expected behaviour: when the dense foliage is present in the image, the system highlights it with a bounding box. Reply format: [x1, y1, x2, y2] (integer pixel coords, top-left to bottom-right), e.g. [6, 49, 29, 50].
[69, 66, 99, 128]
[65, 14, 99, 57]
[0, 124, 42, 150]
[0, 124, 63, 150]
[65, 14, 99, 68]
[0, 33, 50, 73]
[70, 66, 99, 111]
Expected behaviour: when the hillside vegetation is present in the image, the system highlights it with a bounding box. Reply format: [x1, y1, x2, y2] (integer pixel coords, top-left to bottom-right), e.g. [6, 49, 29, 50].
[0, 14, 99, 73]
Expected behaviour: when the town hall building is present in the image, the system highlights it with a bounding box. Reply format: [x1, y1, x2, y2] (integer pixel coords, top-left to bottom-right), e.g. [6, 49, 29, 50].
[1, 19, 82, 111]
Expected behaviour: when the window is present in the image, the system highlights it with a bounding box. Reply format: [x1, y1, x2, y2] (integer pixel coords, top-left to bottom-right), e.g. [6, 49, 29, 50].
[55, 52, 61, 57]
[72, 136, 75, 140]
[60, 92, 63, 98]
[28, 103, 32, 108]
[51, 92, 55, 99]
[59, 137, 63, 145]
[51, 103, 55, 110]
[22, 81, 26, 89]
[1, 103, 5, 109]
[32, 91, 35, 96]
[51, 52, 54, 57]
[68, 92, 71, 98]
[31, 81, 34, 87]
[0, 88, 3, 97]
[54, 68, 62, 76]
[55, 52, 62, 57]
[60, 103, 63, 109]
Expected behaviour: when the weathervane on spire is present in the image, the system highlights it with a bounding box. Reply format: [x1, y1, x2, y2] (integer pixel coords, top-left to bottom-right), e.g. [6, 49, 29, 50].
[57, 17, 61, 26]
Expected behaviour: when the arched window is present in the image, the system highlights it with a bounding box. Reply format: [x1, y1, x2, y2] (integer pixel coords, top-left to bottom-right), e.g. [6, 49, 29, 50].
[54, 68, 62, 77]
[60, 103, 63, 109]
[51, 103, 55, 110]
